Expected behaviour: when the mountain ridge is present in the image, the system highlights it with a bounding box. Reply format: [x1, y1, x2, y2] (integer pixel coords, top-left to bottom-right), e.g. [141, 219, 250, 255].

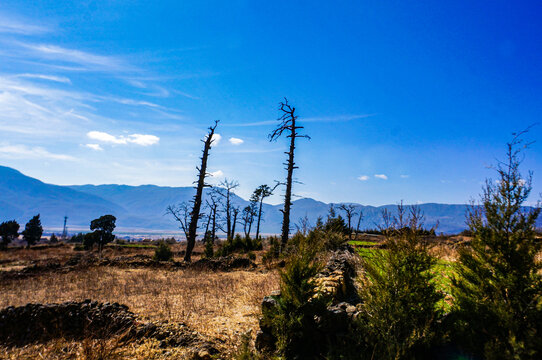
[1, 165, 472, 235]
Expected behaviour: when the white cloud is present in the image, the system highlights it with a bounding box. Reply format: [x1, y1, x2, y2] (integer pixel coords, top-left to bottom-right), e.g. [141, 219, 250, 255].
[374, 174, 388, 180]
[229, 137, 244, 145]
[15, 73, 71, 84]
[84, 144, 103, 151]
[87, 131, 160, 146]
[209, 170, 224, 178]
[0, 144, 76, 161]
[22, 43, 129, 71]
[87, 131, 126, 144]
[211, 133, 222, 146]
[0, 16, 51, 35]
[357, 175, 369, 181]
[128, 134, 160, 146]
[400, 174, 410, 178]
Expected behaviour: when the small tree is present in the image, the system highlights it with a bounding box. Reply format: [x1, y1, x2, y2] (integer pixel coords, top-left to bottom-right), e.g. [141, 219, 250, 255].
[251, 183, 278, 241]
[451, 133, 542, 359]
[357, 205, 443, 359]
[90, 215, 116, 253]
[0, 220, 19, 249]
[261, 235, 325, 358]
[339, 204, 358, 239]
[49, 233, 58, 243]
[153, 241, 173, 262]
[22, 214, 43, 248]
[269, 98, 310, 250]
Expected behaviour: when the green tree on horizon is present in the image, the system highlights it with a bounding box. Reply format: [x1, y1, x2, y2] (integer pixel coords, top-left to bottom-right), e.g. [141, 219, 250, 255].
[0, 220, 20, 250]
[22, 214, 43, 248]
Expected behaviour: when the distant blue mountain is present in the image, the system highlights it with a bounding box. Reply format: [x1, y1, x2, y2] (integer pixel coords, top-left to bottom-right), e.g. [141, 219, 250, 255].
[1, 165, 472, 235]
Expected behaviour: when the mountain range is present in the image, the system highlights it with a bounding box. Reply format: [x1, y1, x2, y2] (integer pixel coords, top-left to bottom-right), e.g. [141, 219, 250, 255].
[0, 165, 472, 236]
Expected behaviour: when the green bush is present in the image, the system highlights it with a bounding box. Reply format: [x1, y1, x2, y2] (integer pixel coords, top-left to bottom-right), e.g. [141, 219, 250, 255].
[73, 243, 85, 251]
[49, 233, 58, 243]
[69, 233, 85, 243]
[247, 251, 256, 261]
[83, 232, 98, 250]
[262, 236, 281, 265]
[261, 235, 327, 358]
[153, 241, 173, 262]
[204, 238, 214, 258]
[451, 137, 542, 359]
[356, 208, 444, 359]
[233, 332, 261, 360]
[215, 234, 261, 257]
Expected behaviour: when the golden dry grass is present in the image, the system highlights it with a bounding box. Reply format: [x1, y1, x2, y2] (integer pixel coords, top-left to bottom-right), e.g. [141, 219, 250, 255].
[0, 337, 195, 360]
[0, 266, 279, 343]
[0, 242, 280, 358]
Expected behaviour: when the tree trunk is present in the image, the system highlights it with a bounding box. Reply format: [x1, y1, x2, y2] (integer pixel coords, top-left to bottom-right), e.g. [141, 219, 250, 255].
[211, 204, 217, 243]
[231, 209, 238, 238]
[256, 198, 264, 240]
[185, 121, 218, 262]
[281, 126, 296, 248]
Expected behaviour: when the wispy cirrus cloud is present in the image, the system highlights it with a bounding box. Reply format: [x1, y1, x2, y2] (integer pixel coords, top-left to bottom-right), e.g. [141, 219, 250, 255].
[0, 144, 76, 161]
[18, 43, 133, 72]
[303, 114, 375, 123]
[0, 15, 52, 35]
[227, 114, 374, 127]
[87, 131, 160, 146]
[15, 73, 71, 83]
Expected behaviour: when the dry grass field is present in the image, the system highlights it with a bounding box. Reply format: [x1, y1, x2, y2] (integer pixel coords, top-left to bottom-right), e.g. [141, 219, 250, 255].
[0, 243, 280, 359]
[4, 236, 536, 359]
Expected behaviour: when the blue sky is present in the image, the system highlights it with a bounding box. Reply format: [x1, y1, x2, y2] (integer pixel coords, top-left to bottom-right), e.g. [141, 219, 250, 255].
[0, 1, 541, 205]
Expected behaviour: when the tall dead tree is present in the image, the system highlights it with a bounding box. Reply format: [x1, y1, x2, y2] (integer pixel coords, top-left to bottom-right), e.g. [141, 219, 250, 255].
[184, 120, 219, 262]
[339, 204, 358, 239]
[269, 98, 310, 249]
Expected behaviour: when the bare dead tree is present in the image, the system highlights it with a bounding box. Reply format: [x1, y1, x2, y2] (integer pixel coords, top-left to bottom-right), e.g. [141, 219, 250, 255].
[269, 98, 310, 249]
[242, 204, 257, 238]
[339, 204, 359, 239]
[184, 120, 219, 262]
[231, 206, 240, 238]
[295, 215, 311, 236]
[250, 182, 280, 241]
[166, 202, 191, 240]
[354, 208, 363, 240]
[205, 192, 220, 243]
[215, 179, 239, 240]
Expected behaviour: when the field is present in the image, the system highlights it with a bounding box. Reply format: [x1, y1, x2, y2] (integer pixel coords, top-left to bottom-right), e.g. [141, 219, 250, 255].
[0, 234, 483, 359]
[0, 243, 279, 359]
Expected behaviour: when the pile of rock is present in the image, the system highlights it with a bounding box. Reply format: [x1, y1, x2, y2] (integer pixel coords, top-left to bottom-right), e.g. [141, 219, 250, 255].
[255, 248, 361, 352]
[0, 300, 217, 356]
[0, 300, 136, 346]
